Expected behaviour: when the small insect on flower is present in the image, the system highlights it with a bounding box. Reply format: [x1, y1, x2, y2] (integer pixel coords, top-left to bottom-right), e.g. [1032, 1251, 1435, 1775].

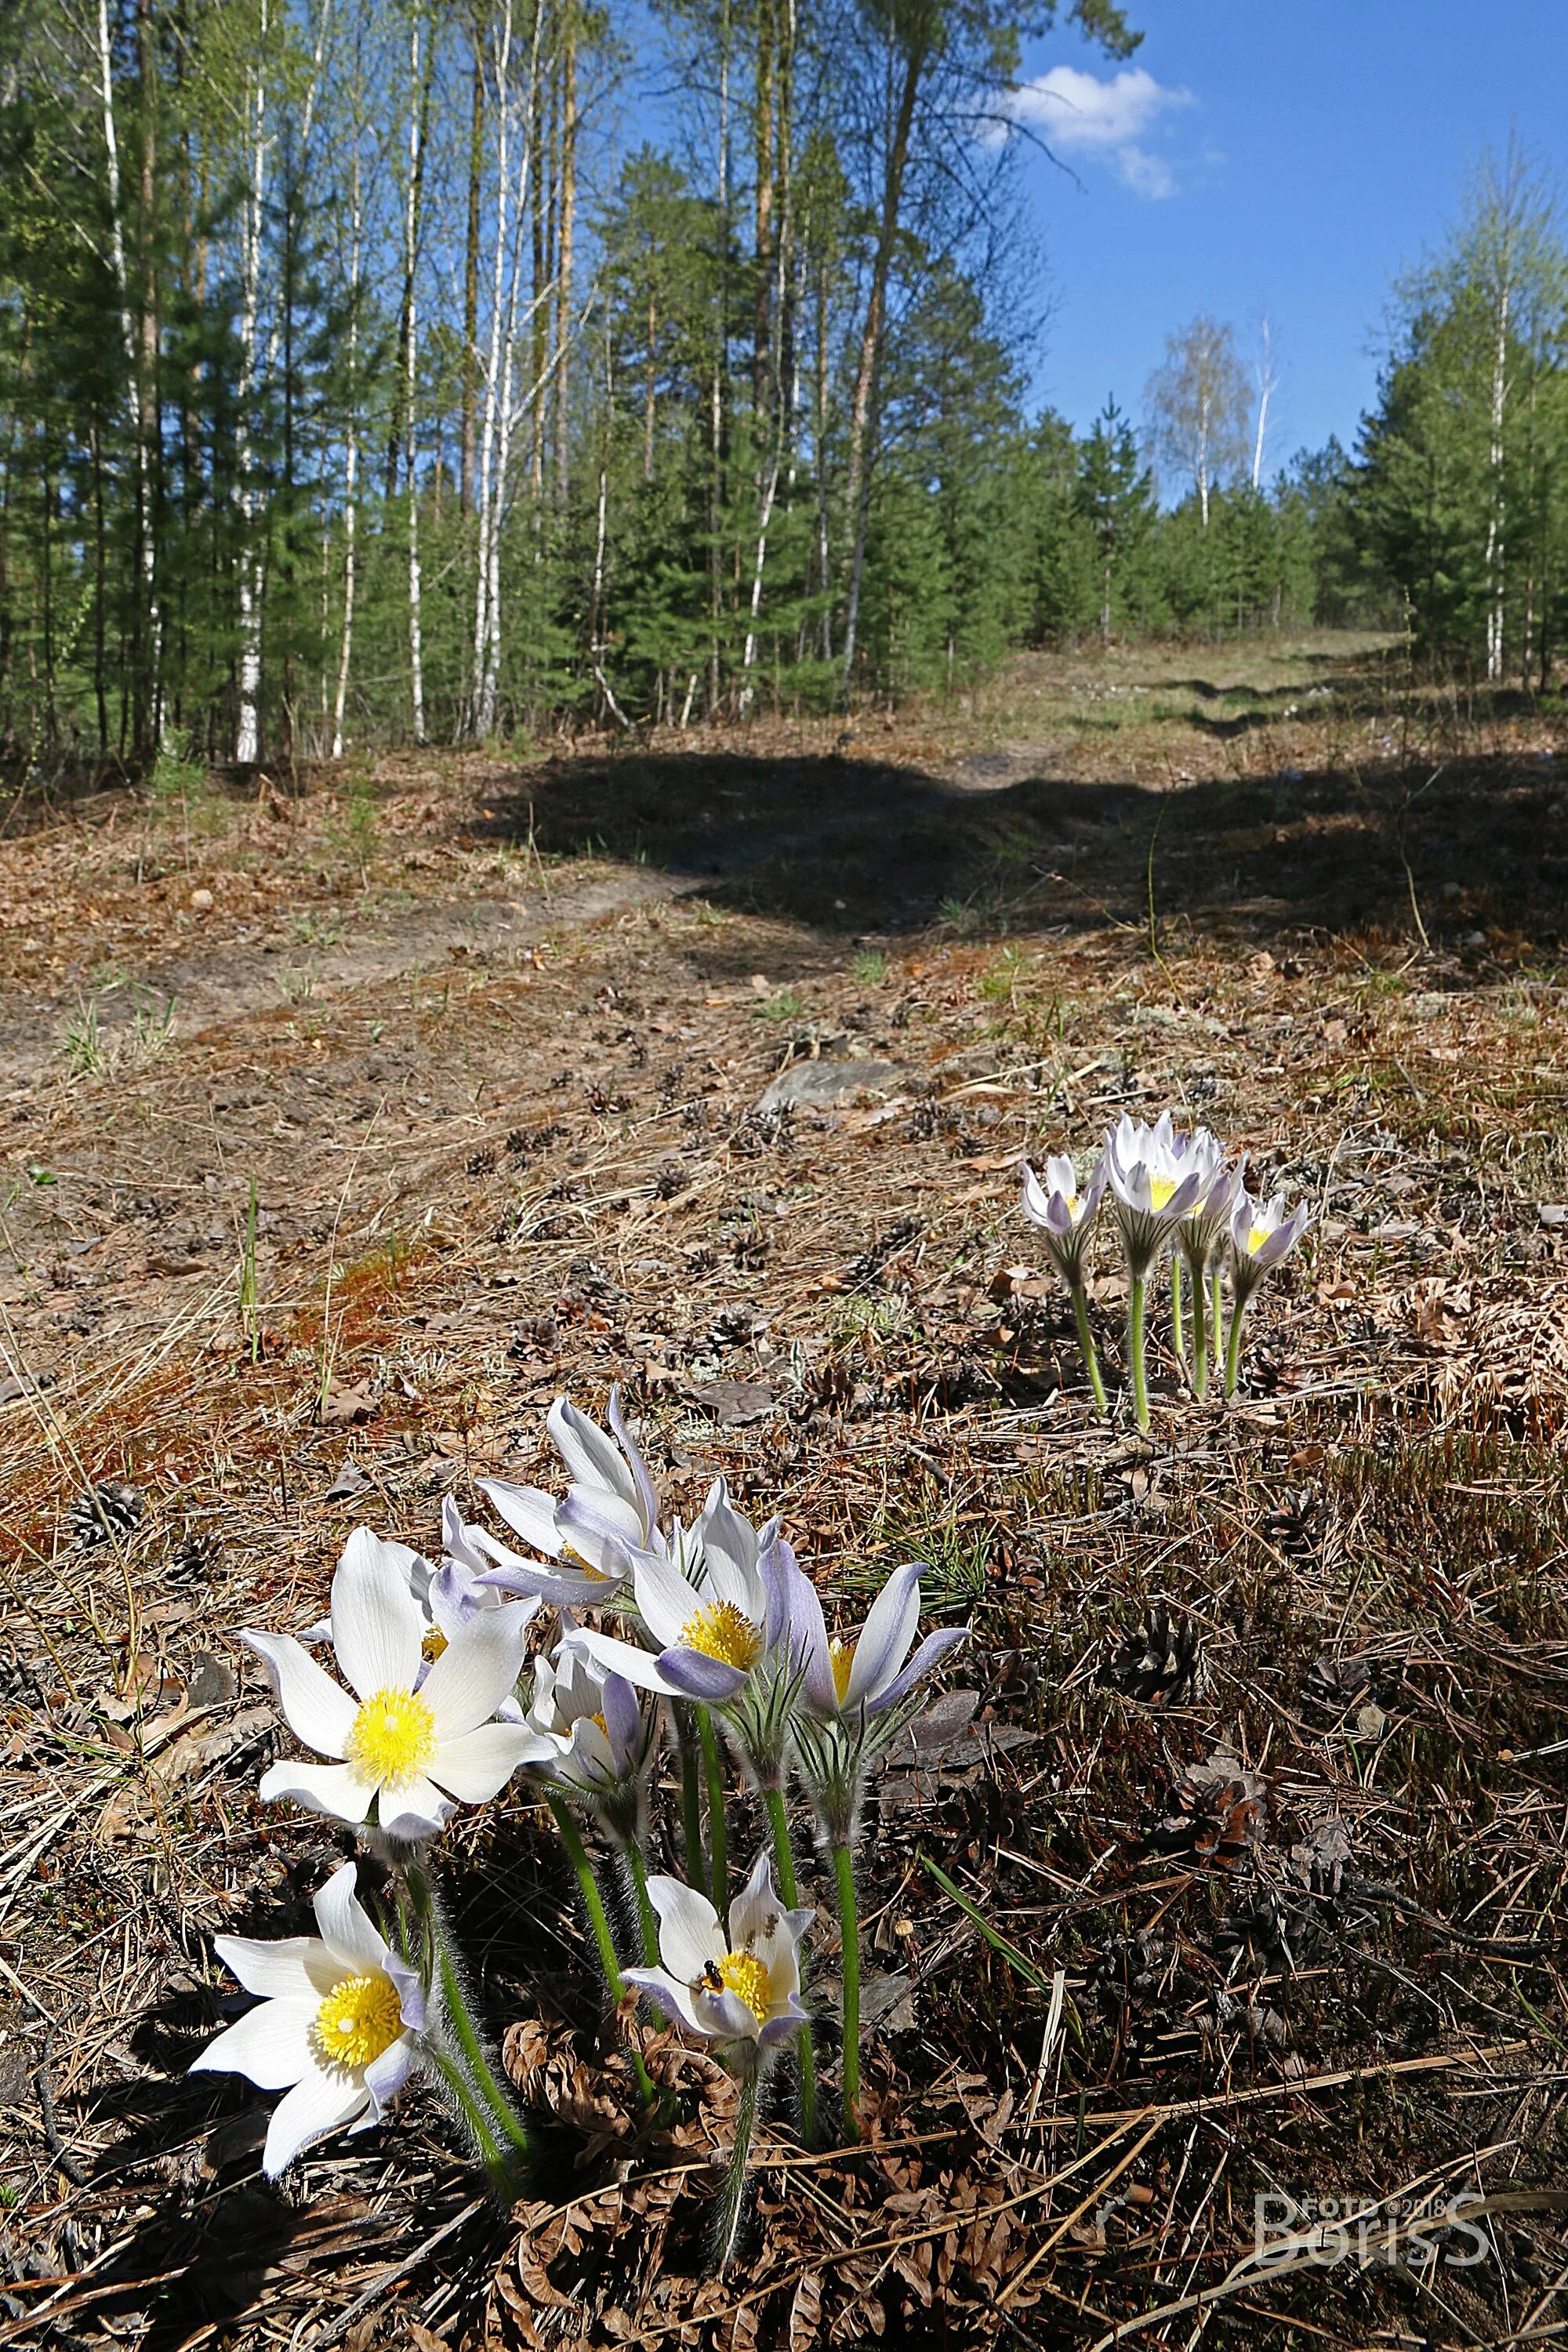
[242, 1526, 543, 1842]
[190, 1860, 424, 2177]
[624, 1852, 813, 2052]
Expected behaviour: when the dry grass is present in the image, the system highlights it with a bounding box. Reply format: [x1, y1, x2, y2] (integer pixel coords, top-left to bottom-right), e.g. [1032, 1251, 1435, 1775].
[2, 633, 1566, 2350]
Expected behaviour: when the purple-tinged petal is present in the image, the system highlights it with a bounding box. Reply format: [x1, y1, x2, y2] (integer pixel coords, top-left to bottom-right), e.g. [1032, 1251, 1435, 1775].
[778, 1552, 835, 1717]
[867, 1623, 970, 1715]
[844, 1563, 923, 1708]
[655, 1646, 748, 1704]
[608, 1384, 659, 1538]
[361, 2032, 419, 2117]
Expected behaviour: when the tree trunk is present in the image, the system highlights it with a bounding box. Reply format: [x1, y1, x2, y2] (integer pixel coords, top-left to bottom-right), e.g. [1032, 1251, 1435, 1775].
[553, 14, 575, 506]
[233, 0, 268, 763]
[405, 9, 427, 742]
[840, 17, 927, 690]
[460, 43, 482, 514]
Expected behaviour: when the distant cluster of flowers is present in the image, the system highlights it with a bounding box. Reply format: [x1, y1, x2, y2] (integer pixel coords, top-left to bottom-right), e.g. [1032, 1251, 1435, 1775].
[192, 1392, 965, 2265]
[1021, 1111, 1312, 1429]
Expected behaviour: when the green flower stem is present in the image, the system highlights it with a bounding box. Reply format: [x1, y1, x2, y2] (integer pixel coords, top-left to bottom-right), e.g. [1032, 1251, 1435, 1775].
[422, 2036, 521, 2196]
[1127, 1274, 1151, 1436]
[1210, 1265, 1225, 1378]
[624, 1838, 660, 1968]
[1070, 1282, 1108, 1416]
[548, 1795, 657, 2104]
[676, 1703, 706, 1889]
[549, 1793, 627, 1998]
[1224, 1292, 1250, 1398]
[712, 2059, 761, 2275]
[831, 1839, 862, 2143]
[696, 1705, 729, 1915]
[401, 1861, 531, 2179]
[764, 1785, 818, 2147]
[1171, 1253, 1185, 1364]
[1187, 1252, 1209, 1399]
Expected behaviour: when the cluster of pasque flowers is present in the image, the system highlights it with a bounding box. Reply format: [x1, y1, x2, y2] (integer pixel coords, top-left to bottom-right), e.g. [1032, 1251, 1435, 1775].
[1021, 1111, 1312, 1431]
[192, 1392, 966, 2263]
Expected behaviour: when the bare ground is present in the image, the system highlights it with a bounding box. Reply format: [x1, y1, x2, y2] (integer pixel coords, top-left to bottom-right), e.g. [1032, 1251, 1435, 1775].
[2, 635, 1567, 2350]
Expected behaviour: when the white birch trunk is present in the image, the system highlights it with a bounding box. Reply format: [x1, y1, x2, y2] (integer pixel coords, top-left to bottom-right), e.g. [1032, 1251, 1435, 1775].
[1486, 281, 1510, 683]
[234, 0, 269, 764]
[332, 141, 362, 760]
[405, 11, 426, 744]
[96, 0, 161, 725]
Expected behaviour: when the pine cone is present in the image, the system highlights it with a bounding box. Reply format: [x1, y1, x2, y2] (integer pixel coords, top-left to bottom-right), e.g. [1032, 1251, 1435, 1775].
[1304, 1653, 1382, 1713]
[168, 1532, 216, 1588]
[1263, 1485, 1319, 1559]
[1147, 1755, 1267, 1873]
[1102, 1606, 1204, 1706]
[1214, 1888, 1316, 1976]
[69, 1481, 144, 1550]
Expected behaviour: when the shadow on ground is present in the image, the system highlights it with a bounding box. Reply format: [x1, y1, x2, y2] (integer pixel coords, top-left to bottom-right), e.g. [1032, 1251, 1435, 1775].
[471, 746, 1568, 953]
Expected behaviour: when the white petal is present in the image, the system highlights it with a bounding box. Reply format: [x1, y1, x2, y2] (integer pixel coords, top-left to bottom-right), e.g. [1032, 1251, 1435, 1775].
[240, 1632, 355, 1760]
[725, 1850, 779, 1950]
[476, 1477, 564, 1558]
[548, 1396, 635, 1504]
[331, 1528, 423, 1701]
[633, 1546, 702, 1650]
[262, 2065, 371, 2176]
[258, 1759, 375, 1825]
[844, 1563, 922, 1708]
[191, 1997, 316, 2090]
[376, 1773, 455, 1842]
[647, 1874, 724, 1981]
[212, 1935, 333, 2003]
[420, 1602, 534, 1740]
[429, 1721, 540, 1802]
[622, 1966, 704, 2036]
[311, 1861, 389, 1975]
[567, 1628, 684, 1697]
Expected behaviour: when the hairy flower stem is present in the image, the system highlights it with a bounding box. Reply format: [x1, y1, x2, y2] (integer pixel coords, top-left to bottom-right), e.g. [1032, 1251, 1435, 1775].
[1070, 1283, 1108, 1415]
[674, 1704, 706, 1889]
[402, 1861, 531, 2183]
[1171, 1254, 1185, 1364]
[696, 1705, 728, 1914]
[712, 2060, 761, 2275]
[831, 1840, 862, 2142]
[1211, 1267, 1225, 1376]
[764, 1785, 818, 2146]
[1224, 1295, 1249, 1398]
[548, 1795, 655, 2104]
[1185, 1251, 1209, 1398]
[1127, 1274, 1151, 1436]
[423, 2036, 517, 2196]
[624, 1839, 660, 1968]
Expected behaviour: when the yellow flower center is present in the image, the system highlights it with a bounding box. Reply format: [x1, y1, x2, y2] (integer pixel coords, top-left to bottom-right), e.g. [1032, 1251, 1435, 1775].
[590, 1710, 608, 1737]
[1064, 1192, 1083, 1223]
[420, 1628, 448, 1662]
[561, 1545, 614, 1582]
[679, 1600, 762, 1671]
[1149, 1174, 1178, 1209]
[1248, 1225, 1270, 1255]
[717, 1949, 772, 2024]
[829, 1637, 855, 1705]
[345, 1687, 437, 1787]
[311, 1972, 404, 2071]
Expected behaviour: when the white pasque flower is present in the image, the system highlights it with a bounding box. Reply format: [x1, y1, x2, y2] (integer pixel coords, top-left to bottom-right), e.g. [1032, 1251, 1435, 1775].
[1226, 1182, 1313, 1298]
[624, 1852, 812, 2053]
[1020, 1149, 1109, 1287]
[1174, 1136, 1243, 1272]
[1105, 1110, 1207, 1278]
[523, 1637, 652, 1796]
[781, 1555, 967, 1726]
[474, 1387, 659, 1607]
[191, 1860, 423, 2177]
[243, 1526, 541, 1842]
[570, 1479, 788, 1704]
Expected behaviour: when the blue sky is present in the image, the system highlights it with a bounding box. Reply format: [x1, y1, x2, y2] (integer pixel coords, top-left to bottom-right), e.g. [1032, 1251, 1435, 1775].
[1014, 0, 1568, 469]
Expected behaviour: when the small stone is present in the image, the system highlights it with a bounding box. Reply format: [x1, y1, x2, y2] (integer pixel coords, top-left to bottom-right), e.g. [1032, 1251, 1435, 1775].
[756, 1058, 902, 1114]
[190, 887, 215, 913]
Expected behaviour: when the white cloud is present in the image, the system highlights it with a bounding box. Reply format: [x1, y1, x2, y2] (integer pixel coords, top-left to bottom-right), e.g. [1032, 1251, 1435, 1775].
[1010, 65, 1192, 198]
